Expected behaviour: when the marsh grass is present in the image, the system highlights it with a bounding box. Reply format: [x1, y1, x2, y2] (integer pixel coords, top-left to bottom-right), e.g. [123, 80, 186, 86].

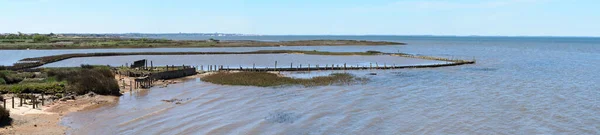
[201, 72, 368, 87]
[0, 65, 120, 96]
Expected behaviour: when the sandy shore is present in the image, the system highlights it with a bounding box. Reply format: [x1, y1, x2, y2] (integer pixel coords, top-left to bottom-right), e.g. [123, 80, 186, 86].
[0, 93, 118, 135]
[0, 72, 207, 134]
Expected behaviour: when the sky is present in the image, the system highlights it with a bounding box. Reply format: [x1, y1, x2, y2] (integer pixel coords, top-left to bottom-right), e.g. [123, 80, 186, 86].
[0, 0, 599, 36]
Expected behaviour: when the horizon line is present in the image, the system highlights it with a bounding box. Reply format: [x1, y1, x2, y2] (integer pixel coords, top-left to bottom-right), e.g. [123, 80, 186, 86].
[1, 32, 598, 38]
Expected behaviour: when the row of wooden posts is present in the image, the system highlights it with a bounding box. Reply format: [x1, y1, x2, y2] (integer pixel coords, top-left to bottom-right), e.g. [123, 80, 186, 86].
[122, 61, 189, 72]
[198, 61, 446, 72]
[1, 94, 46, 109]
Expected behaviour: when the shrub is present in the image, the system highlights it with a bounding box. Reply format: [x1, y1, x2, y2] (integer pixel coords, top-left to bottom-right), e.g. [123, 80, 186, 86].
[33, 35, 51, 43]
[80, 64, 94, 69]
[49, 68, 120, 96]
[366, 50, 383, 54]
[4, 82, 65, 94]
[0, 108, 9, 125]
[0, 71, 37, 84]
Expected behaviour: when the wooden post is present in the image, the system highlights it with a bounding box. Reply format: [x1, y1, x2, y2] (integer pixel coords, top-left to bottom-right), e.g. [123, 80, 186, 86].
[308, 64, 310, 72]
[12, 97, 14, 108]
[130, 81, 133, 92]
[253, 63, 256, 70]
[370, 63, 372, 69]
[41, 94, 44, 106]
[20, 96, 22, 107]
[344, 63, 347, 70]
[3, 99, 5, 109]
[151, 61, 153, 70]
[32, 97, 35, 109]
[290, 63, 293, 69]
[300, 64, 302, 69]
[201, 65, 203, 71]
[145, 59, 148, 70]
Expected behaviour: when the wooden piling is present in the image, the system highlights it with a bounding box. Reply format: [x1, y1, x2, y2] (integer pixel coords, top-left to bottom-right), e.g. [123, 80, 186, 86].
[12, 97, 14, 108]
[41, 94, 44, 106]
[32, 97, 35, 109]
[344, 63, 347, 70]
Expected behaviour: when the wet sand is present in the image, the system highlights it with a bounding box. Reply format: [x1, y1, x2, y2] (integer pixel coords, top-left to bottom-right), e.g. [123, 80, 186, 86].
[0, 91, 119, 134]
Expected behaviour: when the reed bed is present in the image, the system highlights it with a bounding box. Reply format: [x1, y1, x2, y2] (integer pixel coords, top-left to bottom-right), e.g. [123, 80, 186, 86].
[201, 72, 368, 87]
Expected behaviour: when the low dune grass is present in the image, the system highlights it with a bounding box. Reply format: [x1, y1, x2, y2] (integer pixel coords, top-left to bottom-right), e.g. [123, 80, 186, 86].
[201, 72, 368, 87]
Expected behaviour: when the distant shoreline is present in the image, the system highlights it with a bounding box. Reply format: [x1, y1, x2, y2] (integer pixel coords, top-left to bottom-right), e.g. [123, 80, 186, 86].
[0, 38, 405, 50]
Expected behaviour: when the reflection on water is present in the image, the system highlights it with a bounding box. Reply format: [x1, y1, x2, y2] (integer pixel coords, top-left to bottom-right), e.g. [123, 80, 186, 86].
[54, 36, 600, 134]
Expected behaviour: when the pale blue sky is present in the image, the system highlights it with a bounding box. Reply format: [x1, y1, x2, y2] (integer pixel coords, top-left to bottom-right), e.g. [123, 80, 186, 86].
[1, 0, 599, 36]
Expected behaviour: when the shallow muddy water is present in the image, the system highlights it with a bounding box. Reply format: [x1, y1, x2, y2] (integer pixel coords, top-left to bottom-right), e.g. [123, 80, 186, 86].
[34, 36, 600, 134]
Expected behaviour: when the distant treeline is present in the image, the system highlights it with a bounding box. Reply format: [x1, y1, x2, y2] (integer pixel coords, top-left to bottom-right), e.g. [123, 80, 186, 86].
[0, 32, 53, 42]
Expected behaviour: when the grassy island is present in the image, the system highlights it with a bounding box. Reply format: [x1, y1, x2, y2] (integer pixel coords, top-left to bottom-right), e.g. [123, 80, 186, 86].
[201, 72, 368, 87]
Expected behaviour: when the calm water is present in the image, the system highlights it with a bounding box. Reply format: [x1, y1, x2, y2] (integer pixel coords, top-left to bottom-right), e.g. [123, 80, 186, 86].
[3, 36, 599, 134]
[42, 54, 445, 68]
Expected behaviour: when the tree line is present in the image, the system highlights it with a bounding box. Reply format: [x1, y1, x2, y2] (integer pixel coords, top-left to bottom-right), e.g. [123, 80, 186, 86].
[0, 32, 54, 42]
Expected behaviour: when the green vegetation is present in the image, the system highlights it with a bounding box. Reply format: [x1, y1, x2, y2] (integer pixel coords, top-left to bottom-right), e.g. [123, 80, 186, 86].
[0, 70, 37, 84]
[201, 72, 368, 87]
[0, 108, 9, 126]
[0, 65, 120, 96]
[0, 33, 404, 49]
[32, 35, 51, 43]
[47, 67, 120, 95]
[0, 82, 65, 94]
